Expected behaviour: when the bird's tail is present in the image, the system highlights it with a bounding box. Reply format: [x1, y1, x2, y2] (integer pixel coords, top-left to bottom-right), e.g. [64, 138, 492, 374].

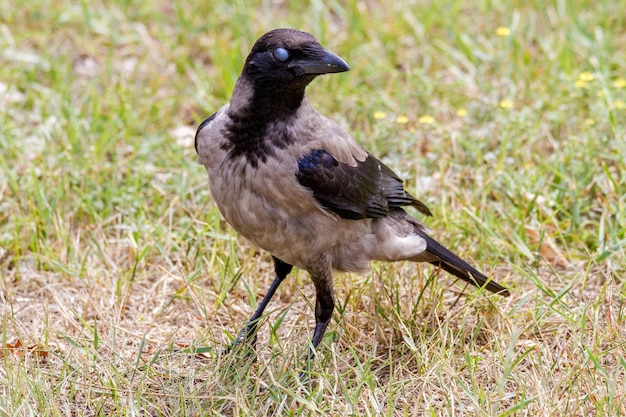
[413, 227, 510, 296]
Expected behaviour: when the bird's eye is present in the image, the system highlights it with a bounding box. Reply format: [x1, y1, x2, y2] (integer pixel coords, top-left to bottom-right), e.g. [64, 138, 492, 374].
[274, 47, 289, 61]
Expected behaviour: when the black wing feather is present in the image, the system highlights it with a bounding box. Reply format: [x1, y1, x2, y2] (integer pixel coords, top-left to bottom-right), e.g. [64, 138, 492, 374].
[195, 112, 218, 154]
[296, 149, 432, 220]
[413, 227, 510, 296]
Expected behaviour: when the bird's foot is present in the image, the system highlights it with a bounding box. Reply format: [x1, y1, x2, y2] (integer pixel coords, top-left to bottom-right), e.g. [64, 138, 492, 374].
[222, 327, 258, 356]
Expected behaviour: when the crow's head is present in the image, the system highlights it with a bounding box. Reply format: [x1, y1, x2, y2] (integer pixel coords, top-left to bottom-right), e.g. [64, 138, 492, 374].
[242, 29, 349, 90]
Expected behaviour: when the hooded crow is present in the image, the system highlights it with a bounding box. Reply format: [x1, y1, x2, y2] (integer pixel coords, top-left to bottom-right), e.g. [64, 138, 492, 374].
[195, 28, 509, 360]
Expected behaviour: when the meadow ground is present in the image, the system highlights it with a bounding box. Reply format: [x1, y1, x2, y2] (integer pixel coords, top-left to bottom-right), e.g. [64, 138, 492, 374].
[1, 0, 625, 415]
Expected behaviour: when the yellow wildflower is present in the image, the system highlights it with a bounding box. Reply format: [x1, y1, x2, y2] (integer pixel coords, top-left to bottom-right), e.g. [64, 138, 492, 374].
[499, 100, 514, 109]
[495, 27, 511, 37]
[395, 115, 409, 124]
[613, 78, 626, 88]
[456, 108, 468, 117]
[574, 80, 587, 88]
[418, 115, 434, 124]
[615, 100, 625, 109]
[373, 111, 387, 119]
[584, 118, 595, 126]
[579, 72, 594, 82]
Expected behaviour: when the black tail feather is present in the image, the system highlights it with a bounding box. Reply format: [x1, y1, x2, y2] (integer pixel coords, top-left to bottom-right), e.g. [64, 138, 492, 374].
[415, 229, 510, 297]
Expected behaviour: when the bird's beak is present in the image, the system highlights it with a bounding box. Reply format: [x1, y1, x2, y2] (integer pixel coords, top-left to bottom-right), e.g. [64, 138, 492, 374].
[291, 49, 350, 75]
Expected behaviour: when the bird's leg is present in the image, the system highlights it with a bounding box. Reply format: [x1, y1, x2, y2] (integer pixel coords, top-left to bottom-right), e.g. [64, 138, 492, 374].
[228, 256, 292, 351]
[303, 260, 335, 369]
[309, 289, 335, 356]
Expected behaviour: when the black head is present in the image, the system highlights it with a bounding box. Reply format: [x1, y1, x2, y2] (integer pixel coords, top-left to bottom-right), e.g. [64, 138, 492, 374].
[223, 30, 349, 165]
[241, 28, 349, 92]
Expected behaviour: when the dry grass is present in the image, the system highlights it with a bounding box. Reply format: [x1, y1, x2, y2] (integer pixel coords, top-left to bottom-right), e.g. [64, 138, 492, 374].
[1, 0, 626, 415]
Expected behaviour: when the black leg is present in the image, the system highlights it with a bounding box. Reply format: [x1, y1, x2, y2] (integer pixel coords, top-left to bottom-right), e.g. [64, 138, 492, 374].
[228, 256, 292, 350]
[308, 289, 334, 359]
[304, 262, 335, 364]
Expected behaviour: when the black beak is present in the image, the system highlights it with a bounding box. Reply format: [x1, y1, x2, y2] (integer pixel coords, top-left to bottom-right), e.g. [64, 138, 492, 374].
[291, 49, 350, 75]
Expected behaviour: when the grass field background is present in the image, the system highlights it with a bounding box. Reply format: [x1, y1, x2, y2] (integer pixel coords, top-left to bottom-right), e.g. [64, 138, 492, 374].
[1, 0, 625, 415]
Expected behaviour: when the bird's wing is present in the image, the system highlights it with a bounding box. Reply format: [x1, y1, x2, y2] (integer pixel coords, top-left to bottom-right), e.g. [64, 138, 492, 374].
[296, 149, 432, 220]
[194, 111, 218, 154]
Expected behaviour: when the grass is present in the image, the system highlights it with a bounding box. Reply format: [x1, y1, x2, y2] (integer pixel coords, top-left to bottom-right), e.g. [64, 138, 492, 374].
[1, 0, 626, 415]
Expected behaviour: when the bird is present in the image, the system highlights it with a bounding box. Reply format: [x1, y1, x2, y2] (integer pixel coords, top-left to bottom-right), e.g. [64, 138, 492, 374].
[195, 28, 509, 363]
